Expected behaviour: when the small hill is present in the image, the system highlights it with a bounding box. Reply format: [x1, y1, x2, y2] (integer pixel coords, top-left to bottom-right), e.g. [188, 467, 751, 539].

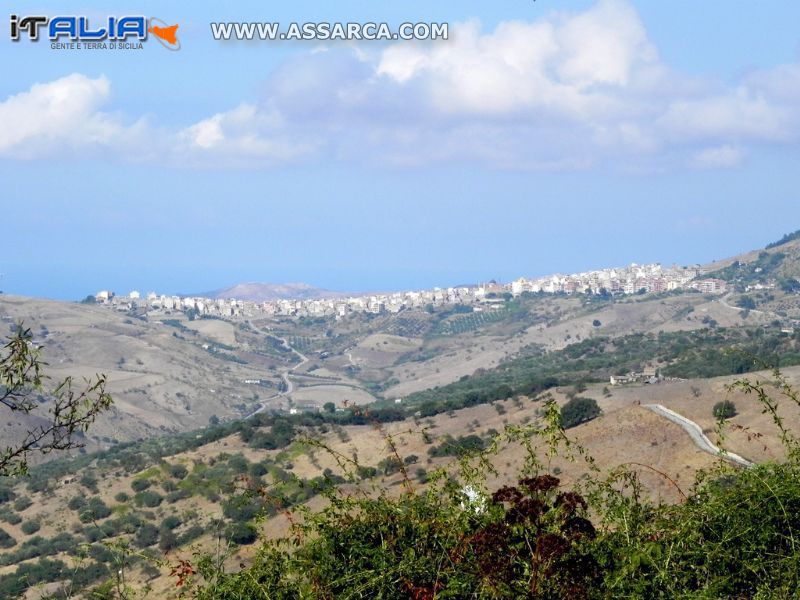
[703, 229, 800, 279]
[197, 282, 347, 302]
[0, 295, 293, 453]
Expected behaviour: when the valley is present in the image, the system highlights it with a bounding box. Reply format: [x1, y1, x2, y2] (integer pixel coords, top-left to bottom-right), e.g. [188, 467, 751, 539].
[3, 233, 800, 597]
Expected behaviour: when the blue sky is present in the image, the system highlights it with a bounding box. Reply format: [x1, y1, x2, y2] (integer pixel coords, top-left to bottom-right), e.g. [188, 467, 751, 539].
[2, 0, 800, 299]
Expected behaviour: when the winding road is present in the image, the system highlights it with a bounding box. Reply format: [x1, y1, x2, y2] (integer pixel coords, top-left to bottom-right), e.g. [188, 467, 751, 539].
[248, 335, 308, 416]
[718, 292, 772, 319]
[644, 404, 754, 468]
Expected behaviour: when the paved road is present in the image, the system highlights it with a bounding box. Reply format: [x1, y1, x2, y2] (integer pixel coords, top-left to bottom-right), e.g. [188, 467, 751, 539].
[718, 292, 771, 318]
[644, 404, 754, 468]
[248, 335, 308, 416]
[276, 335, 309, 395]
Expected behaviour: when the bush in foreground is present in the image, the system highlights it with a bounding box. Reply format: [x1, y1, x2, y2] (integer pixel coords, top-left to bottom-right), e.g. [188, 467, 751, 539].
[178, 379, 800, 599]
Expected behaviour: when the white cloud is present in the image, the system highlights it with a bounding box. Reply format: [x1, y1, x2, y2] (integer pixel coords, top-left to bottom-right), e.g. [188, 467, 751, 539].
[376, 0, 658, 119]
[3, 0, 800, 170]
[0, 73, 148, 159]
[691, 145, 746, 170]
[179, 104, 311, 164]
[657, 90, 793, 143]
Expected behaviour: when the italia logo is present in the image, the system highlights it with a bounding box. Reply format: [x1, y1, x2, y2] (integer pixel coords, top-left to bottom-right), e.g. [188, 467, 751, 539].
[10, 15, 180, 50]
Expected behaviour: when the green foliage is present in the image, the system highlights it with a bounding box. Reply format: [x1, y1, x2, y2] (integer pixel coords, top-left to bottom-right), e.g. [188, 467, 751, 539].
[0, 509, 21, 525]
[0, 558, 67, 598]
[134, 490, 163, 508]
[184, 376, 800, 599]
[20, 520, 40, 535]
[0, 529, 15, 549]
[80, 472, 99, 492]
[131, 478, 151, 492]
[403, 326, 800, 419]
[79, 497, 111, 523]
[12, 497, 32, 513]
[67, 495, 86, 511]
[713, 400, 737, 419]
[431, 307, 514, 336]
[222, 493, 267, 523]
[0, 324, 112, 476]
[159, 528, 178, 552]
[169, 463, 189, 480]
[427, 434, 487, 458]
[7, 328, 800, 600]
[766, 229, 800, 249]
[737, 295, 757, 310]
[560, 397, 601, 429]
[708, 251, 786, 289]
[0, 532, 76, 566]
[134, 523, 159, 548]
[160, 515, 181, 530]
[779, 277, 800, 293]
[226, 522, 258, 546]
[0, 486, 15, 504]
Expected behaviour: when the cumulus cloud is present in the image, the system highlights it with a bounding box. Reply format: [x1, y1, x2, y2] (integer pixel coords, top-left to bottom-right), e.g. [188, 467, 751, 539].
[178, 104, 314, 165]
[377, 0, 658, 117]
[0, 73, 148, 159]
[3, 0, 800, 170]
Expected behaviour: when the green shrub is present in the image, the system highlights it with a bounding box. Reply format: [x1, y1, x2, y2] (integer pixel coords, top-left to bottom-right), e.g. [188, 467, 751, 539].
[13, 497, 32, 513]
[131, 478, 151, 492]
[134, 523, 159, 548]
[188, 381, 800, 599]
[222, 494, 264, 522]
[78, 498, 111, 523]
[114, 492, 129, 503]
[428, 434, 486, 457]
[134, 491, 163, 508]
[67, 496, 86, 511]
[0, 486, 15, 504]
[560, 397, 601, 429]
[0, 508, 22, 525]
[80, 472, 98, 492]
[249, 462, 268, 477]
[169, 463, 188, 480]
[161, 515, 181, 530]
[166, 489, 191, 503]
[0, 528, 15, 549]
[20, 520, 40, 535]
[226, 522, 257, 545]
[713, 400, 737, 419]
[158, 529, 178, 552]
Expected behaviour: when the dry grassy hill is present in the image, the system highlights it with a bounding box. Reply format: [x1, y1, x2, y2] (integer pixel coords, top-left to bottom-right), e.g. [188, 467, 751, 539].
[0, 295, 289, 454]
[2, 364, 798, 598]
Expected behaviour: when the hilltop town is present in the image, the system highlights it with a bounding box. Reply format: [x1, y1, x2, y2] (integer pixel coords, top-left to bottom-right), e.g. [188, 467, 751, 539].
[91, 262, 728, 319]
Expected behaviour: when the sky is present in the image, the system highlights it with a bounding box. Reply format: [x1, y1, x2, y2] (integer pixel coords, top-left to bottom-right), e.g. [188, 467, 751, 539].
[2, 0, 800, 299]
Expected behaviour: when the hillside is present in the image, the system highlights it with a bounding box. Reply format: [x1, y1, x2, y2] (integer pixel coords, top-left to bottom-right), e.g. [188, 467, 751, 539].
[0, 296, 292, 452]
[3, 233, 800, 596]
[0, 233, 790, 458]
[1, 364, 798, 597]
[702, 230, 800, 317]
